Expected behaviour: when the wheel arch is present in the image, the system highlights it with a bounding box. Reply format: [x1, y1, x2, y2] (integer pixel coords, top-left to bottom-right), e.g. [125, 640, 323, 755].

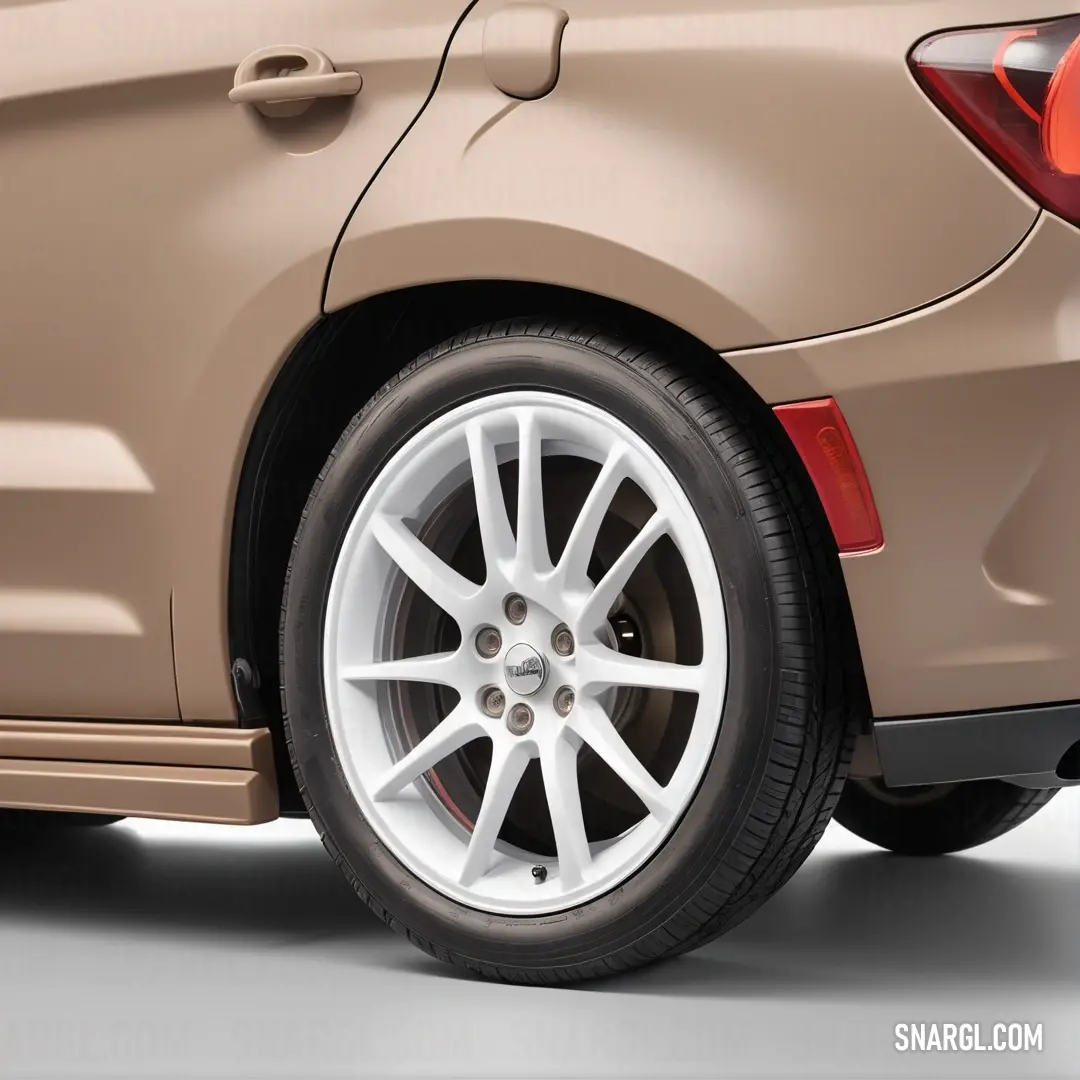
[226, 280, 871, 810]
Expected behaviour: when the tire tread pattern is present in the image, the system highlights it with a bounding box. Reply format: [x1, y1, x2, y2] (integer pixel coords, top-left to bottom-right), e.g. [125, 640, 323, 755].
[835, 777, 1058, 857]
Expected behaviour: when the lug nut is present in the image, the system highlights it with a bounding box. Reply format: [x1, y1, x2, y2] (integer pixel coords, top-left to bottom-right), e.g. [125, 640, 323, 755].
[553, 686, 575, 717]
[481, 686, 506, 718]
[552, 624, 575, 657]
[504, 594, 528, 625]
[475, 626, 502, 658]
[506, 703, 534, 736]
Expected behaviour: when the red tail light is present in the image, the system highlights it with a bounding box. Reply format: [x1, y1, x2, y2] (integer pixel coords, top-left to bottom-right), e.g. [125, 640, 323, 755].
[910, 15, 1080, 223]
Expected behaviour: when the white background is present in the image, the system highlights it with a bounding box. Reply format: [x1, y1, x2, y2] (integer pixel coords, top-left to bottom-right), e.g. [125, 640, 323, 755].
[2, 790, 1076, 1078]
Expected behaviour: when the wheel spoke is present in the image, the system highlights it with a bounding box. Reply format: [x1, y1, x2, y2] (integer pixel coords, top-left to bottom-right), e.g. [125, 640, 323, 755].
[555, 442, 630, 589]
[466, 420, 516, 570]
[459, 739, 532, 887]
[541, 732, 592, 889]
[340, 651, 465, 689]
[578, 642, 705, 694]
[371, 513, 479, 621]
[569, 700, 675, 822]
[372, 705, 487, 802]
[515, 409, 552, 573]
[579, 511, 669, 628]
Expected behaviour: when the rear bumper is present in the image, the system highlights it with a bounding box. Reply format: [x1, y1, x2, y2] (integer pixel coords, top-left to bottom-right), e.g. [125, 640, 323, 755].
[855, 702, 1080, 790]
[728, 211, 1080, 720]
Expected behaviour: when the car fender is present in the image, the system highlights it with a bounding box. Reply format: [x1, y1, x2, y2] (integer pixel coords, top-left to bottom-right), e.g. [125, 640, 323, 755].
[325, 0, 1040, 348]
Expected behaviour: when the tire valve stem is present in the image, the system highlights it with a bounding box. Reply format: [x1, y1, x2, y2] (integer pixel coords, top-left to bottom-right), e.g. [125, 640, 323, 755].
[532, 865, 548, 884]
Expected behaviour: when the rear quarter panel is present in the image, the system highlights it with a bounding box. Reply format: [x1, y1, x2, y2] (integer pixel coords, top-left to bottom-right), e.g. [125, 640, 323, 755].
[326, 0, 1042, 347]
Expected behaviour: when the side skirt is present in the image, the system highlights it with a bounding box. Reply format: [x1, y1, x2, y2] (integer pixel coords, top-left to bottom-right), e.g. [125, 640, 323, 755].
[0, 719, 279, 824]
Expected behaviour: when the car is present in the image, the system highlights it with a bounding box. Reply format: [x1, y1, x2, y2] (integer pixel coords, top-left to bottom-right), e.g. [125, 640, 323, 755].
[2, 0, 1079, 985]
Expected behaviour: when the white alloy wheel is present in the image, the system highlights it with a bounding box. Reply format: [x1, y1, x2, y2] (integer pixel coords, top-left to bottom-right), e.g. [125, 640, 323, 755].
[282, 321, 856, 985]
[322, 391, 728, 915]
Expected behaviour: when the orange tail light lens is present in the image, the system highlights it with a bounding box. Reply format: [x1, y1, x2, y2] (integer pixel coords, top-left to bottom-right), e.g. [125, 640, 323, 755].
[910, 15, 1080, 222]
[1042, 33, 1080, 174]
[773, 398, 884, 557]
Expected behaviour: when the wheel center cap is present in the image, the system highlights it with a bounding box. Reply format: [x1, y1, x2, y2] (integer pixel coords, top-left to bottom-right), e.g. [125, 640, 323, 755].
[503, 642, 547, 697]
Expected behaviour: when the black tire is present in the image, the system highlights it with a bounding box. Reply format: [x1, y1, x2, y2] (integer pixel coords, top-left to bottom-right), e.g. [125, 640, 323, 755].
[0, 810, 125, 829]
[280, 320, 859, 984]
[834, 776, 1058, 856]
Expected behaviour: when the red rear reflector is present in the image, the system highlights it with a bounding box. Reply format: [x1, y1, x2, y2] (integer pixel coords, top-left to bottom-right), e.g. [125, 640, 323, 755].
[910, 15, 1080, 223]
[773, 398, 884, 556]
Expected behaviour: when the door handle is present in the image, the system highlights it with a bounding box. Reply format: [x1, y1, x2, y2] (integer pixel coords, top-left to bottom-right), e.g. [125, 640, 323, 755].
[229, 45, 362, 106]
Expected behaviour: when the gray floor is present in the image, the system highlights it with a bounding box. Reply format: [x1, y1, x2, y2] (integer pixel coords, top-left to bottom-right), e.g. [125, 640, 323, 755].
[1, 791, 1076, 1080]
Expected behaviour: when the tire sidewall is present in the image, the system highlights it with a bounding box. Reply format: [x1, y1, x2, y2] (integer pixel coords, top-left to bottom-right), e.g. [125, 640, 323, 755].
[282, 333, 788, 967]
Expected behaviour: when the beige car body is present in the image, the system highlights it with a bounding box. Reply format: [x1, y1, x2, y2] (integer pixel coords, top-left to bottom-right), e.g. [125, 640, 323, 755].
[0, 0, 1076, 821]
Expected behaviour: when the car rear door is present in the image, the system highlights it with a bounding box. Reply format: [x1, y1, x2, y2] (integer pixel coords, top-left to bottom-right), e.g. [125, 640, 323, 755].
[0, 0, 469, 721]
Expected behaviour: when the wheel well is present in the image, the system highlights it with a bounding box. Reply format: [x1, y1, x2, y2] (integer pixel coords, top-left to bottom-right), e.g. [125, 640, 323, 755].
[228, 280, 871, 811]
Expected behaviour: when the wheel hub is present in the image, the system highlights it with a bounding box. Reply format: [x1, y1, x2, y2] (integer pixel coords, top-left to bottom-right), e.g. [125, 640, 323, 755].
[502, 641, 548, 697]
